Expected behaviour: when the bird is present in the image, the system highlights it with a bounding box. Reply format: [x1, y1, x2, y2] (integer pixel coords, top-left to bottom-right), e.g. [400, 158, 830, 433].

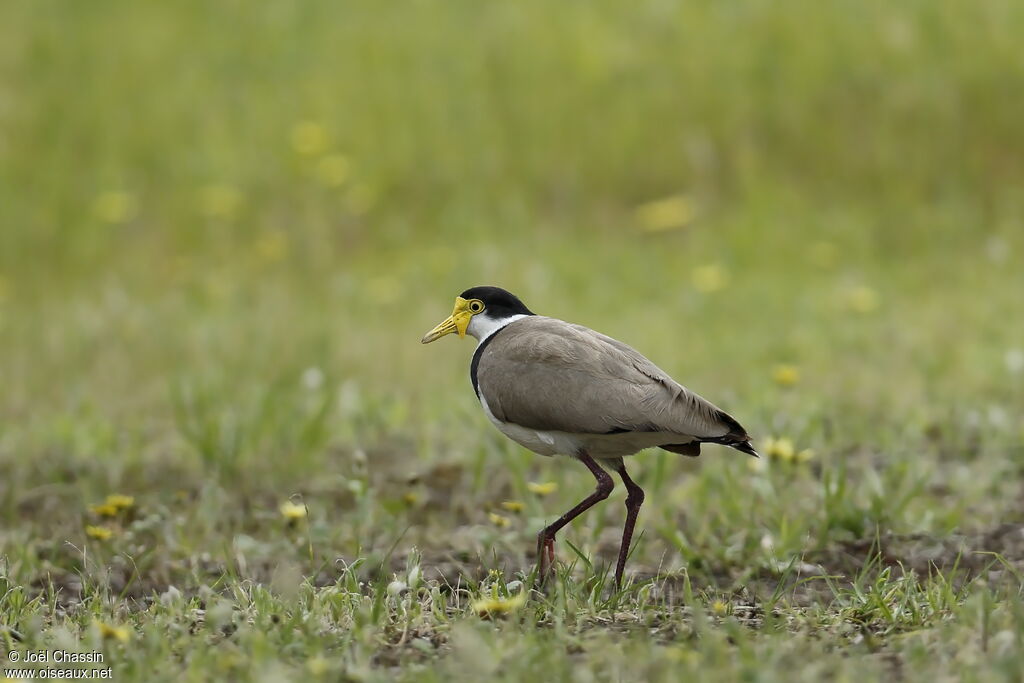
[421, 286, 757, 587]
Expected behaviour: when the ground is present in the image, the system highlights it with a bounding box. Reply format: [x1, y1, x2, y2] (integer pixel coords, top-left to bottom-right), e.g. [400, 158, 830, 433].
[1, 2, 1024, 681]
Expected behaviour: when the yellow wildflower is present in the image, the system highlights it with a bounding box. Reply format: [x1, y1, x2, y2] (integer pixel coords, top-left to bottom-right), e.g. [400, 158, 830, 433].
[89, 503, 119, 517]
[470, 590, 527, 617]
[402, 492, 420, 506]
[710, 599, 728, 616]
[795, 448, 815, 464]
[96, 621, 130, 643]
[90, 494, 134, 517]
[92, 191, 137, 224]
[500, 501, 524, 513]
[290, 121, 329, 156]
[772, 364, 800, 387]
[692, 264, 728, 294]
[85, 525, 114, 541]
[316, 154, 351, 188]
[279, 500, 308, 522]
[526, 481, 558, 496]
[846, 286, 879, 314]
[762, 437, 795, 462]
[488, 512, 510, 528]
[104, 494, 134, 511]
[634, 195, 695, 233]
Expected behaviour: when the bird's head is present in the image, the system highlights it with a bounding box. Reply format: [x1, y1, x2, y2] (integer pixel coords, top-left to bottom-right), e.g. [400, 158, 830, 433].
[421, 286, 535, 343]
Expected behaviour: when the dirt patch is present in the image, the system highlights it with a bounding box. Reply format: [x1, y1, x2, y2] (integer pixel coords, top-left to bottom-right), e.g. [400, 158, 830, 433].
[23, 524, 1024, 614]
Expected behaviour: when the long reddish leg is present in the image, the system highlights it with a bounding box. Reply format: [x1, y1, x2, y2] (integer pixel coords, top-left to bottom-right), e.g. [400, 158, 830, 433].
[535, 451, 614, 584]
[613, 462, 645, 588]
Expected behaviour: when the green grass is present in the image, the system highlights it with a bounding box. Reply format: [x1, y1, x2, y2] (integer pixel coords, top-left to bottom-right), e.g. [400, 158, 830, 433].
[2, 1, 1024, 680]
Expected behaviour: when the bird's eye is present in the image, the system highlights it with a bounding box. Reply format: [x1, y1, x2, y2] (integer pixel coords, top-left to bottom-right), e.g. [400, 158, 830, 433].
[469, 301, 484, 313]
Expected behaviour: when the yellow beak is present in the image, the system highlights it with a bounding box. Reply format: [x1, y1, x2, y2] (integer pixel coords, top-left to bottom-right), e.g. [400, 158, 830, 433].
[421, 297, 473, 344]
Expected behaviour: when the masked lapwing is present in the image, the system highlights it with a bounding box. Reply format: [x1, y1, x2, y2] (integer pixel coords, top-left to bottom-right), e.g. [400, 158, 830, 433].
[421, 286, 757, 587]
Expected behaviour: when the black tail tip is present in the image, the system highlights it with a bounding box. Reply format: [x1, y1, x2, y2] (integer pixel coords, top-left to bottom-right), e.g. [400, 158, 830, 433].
[732, 440, 760, 458]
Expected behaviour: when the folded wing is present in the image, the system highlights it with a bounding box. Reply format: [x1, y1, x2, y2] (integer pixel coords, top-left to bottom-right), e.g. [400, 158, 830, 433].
[477, 317, 746, 441]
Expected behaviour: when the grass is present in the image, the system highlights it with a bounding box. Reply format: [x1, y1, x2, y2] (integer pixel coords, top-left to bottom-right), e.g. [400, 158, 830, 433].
[2, 0, 1024, 680]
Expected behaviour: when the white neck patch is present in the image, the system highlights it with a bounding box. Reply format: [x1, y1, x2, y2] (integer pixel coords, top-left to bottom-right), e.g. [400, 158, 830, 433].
[467, 313, 528, 345]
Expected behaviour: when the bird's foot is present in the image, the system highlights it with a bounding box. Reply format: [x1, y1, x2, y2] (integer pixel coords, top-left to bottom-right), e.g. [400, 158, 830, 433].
[535, 534, 556, 584]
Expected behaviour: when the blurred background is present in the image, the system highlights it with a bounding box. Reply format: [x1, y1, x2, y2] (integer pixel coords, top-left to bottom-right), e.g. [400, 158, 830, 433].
[1, 1, 1022, 564]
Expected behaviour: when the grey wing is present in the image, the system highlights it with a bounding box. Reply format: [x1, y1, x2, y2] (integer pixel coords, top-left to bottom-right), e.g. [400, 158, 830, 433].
[477, 317, 740, 439]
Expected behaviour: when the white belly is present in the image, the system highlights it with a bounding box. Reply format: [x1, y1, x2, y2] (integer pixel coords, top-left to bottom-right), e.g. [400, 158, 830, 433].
[478, 394, 693, 459]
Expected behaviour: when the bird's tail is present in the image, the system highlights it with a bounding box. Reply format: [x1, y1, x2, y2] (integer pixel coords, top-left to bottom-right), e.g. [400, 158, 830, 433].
[705, 409, 760, 457]
[698, 434, 760, 457]
[726, 439, 760, 458]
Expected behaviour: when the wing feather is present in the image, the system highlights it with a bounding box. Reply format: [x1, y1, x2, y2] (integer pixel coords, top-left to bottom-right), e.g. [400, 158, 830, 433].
[477, 317, 740, 439]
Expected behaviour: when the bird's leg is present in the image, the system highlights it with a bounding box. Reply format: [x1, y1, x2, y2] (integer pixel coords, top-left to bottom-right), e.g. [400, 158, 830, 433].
[537, 535, 555, 579]
[614, 462, 645, 588]
[535, 451, 614, 584]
